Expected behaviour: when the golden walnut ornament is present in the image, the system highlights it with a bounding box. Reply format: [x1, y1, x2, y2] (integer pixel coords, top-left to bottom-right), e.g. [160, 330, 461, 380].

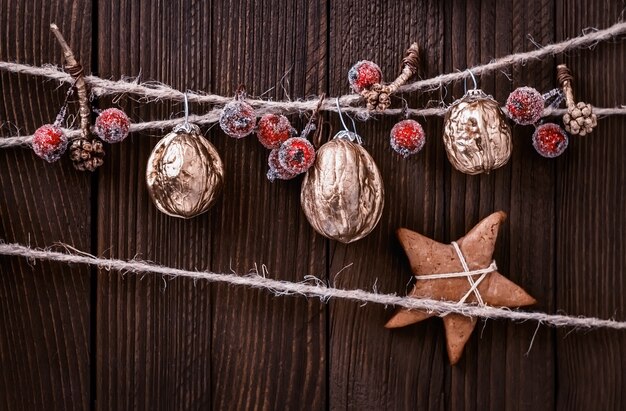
[146, 123, 224, 218]
[300, 134, 384, 243]
[443, 89, 512, 175]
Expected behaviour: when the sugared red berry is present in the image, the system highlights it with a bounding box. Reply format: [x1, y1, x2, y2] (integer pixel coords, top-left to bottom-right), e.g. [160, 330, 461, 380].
[505, 87, 544, 125]
[32, 124, 68, 163]
[257, 114, 295, 149]
[267, 148, 297, 181]
[219, 100, 257, 138]
[532, 123, 569, 158]
[94, 108, 131, 143]
[278, 137, 316, 174]
[348, 60, 382, 93]
[390, 119, 426, 157]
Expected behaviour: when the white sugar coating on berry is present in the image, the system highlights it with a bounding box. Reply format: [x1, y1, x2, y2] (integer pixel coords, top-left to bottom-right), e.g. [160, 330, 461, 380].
[257, 114, 294, 149]
[95, 108, 131, 143]
[348, 60, 382, 93]
[505, 86, 545, 125]
[389, 119, 426, 158]
[219, 100, 257, 138]
[532, 123, 569, 158]
[267, 148, 297, 181]
[32, 124, 69, 163]
[278, 137, 316, 174]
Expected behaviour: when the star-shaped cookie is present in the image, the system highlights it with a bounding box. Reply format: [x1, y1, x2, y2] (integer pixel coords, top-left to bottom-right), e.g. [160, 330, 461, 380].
[385, 211, 536, 364]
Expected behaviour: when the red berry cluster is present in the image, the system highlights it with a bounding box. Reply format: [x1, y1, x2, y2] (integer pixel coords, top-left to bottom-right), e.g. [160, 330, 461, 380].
[348, 60, 382, 93]
[32, 106, 131, 166]
[389, 119, 426, 157]
[505, 86, 573, 158]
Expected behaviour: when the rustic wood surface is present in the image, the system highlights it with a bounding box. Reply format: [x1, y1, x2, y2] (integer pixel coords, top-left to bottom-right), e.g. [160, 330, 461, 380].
[0, 0, 625, 409]
[0, 1, 93, 410]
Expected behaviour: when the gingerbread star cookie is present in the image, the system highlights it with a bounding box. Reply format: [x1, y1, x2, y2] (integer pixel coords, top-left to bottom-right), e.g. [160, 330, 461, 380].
[386, 211, 536, 364]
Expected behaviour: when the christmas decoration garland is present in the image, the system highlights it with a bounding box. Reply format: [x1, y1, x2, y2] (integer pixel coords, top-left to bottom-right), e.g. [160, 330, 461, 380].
[2, 22, 626, 364]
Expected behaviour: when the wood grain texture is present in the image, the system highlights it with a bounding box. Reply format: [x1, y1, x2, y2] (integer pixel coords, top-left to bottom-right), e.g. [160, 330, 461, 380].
[2, 1, 626, 410]
[95, 1, 215, 410]
[441, 1, 557, 408]
[0, 1, 92, 410]
[327, 1, 448, 409]
[96, 0, 328, 409]
[555, 1, 626, 409]
[208, 1, 327, 409]
[328, 0, 556, 409]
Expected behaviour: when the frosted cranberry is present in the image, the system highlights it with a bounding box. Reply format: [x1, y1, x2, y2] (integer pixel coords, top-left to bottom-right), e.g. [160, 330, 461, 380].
[390, 119, 426, 157]
[32, 124, 68, 163]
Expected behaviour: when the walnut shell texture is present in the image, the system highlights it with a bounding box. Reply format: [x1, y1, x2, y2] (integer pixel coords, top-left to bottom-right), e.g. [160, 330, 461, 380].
[443, 89, 512, 175]
[300, 138, 384, 243]
[146, 124, 224, 218]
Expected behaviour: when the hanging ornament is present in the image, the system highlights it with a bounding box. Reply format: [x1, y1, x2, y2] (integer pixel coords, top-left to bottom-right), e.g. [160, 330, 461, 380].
[219, 86, 257, 138]
[505, 86, 544, 125]
[532, 123, 569, 158]
[386, 212, 536, 365]
[443, 73, 512, 175]
[256, 114, 295, 149]
[389, 119, 426, 157]
[300, 99, 384, 243]
[50, 23, 105, 172]
[146, 95, 224, 218]
[351, 43, 420, 111]
[94, 108, 131, 143]
[557, 64, 597, 136]
[266, 95, 325, 182]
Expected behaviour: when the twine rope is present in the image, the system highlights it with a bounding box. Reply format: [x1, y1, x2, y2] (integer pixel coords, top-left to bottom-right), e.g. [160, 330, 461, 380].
[1, 241, 625, 331]
[0, 20, 624, 149]
[2, 105, 626, 149]
[1, 21, 625, 110]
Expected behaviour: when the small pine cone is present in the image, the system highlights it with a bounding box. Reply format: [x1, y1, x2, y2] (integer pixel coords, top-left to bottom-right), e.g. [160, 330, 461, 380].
[69, 137, 105, 171]
[563, 101, 597, 136]
[363, 84, 391, 111]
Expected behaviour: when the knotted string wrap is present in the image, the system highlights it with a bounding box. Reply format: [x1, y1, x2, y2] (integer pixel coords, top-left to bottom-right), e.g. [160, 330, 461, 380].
[414, 241, 497, 316]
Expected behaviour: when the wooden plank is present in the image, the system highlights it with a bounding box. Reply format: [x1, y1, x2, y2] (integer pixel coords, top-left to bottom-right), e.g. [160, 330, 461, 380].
[555, 2, 626, 409]
[328, 0, 556, 409]
[443, 1, 556, 410]
[327, 1, 448, 409]
[208, 0, 328, 409]
[95, 1, 216, 409]
[0, 1, 93, 410]
[96, 0, 328, 409]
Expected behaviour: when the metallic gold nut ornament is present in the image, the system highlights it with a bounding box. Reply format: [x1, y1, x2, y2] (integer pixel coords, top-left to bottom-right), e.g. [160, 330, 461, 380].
[146, 123, 224, 218]
[300, 135, 384, 243]
[443, 89, 512, 175]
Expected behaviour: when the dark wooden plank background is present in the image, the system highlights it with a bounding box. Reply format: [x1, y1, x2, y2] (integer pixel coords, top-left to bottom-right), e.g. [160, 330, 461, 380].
[1, 0, 625, 409]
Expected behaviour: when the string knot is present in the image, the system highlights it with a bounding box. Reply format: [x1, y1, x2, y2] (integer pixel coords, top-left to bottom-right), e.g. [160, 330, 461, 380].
[415, 241, 496, 311]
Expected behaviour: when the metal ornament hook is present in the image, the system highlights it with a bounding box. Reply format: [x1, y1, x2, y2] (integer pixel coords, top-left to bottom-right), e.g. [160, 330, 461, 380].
[174, 92, 193, 133]
[464, 69, 478, 93]
[334, 97, 362, 144]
